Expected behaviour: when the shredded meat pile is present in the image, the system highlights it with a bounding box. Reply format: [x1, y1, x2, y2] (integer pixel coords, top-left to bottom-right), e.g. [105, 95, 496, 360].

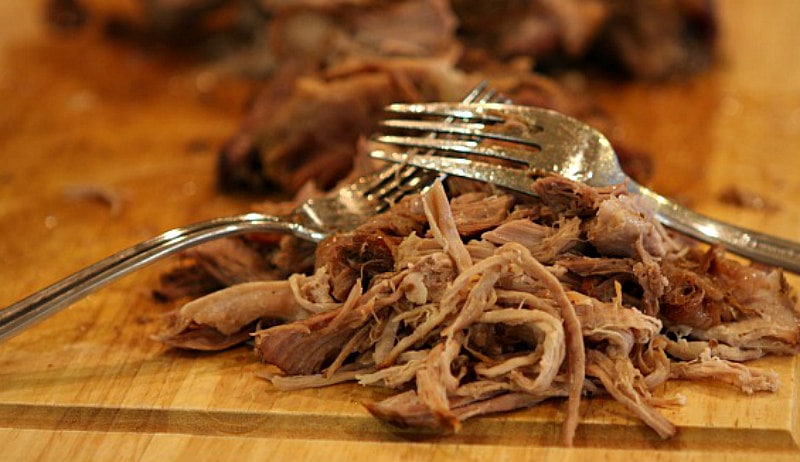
[154, 175, 799, 445]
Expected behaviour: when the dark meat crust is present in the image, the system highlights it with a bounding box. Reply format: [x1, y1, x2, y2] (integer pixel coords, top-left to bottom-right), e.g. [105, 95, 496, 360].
[217, 60, 471, 194]
[453, 0, 717, 79]
[314, 194, 430, 300]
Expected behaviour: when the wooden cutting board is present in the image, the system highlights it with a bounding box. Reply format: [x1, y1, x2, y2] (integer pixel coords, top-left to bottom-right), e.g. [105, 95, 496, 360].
[1, 1, 798, 460]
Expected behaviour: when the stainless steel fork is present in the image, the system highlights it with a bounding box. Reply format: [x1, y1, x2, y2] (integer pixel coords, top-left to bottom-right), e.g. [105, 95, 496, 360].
[0, 84, 507, 343]
[370, 102, 800, 273]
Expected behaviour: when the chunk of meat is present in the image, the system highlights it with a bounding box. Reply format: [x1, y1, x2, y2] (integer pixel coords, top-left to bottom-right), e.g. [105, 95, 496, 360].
[482, 217, 581, 263]
[670, 350, 780, 394]
[449, 193, 515, 236]
[154, 280, 307, 350]
[586, 195, 672, 258]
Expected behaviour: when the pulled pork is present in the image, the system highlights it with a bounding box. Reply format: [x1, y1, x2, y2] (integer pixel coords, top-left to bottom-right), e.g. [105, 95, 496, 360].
[155, 175, 799, 445]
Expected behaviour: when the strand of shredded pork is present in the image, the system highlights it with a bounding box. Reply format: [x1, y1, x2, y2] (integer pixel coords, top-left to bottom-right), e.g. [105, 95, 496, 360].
[154, 175, 799, 446]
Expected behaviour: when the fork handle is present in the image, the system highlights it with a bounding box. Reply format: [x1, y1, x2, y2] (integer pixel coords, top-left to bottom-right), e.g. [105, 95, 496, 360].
[0, 213, 316, 343]
[632, 185, 800, 273]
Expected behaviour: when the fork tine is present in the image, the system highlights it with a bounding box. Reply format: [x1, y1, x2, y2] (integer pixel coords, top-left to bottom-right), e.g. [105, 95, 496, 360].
[373, 134, 537, 165]
[379, 119, 542, 147]
[384, 102, 506, 123]
[476, 88, 496, 102]
[364, 163, 439, 210]
[359, 81, 510, 209]
[463, 80, 490, 102]
[370, 150, 537, 196]
[374, 170, 442, 206]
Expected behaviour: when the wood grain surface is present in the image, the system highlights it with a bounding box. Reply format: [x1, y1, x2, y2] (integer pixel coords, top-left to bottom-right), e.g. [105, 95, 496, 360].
[1, 1, 798, 461]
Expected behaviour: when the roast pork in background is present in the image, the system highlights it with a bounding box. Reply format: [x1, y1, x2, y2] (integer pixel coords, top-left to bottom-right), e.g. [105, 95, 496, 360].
[53, 0, 716, 194]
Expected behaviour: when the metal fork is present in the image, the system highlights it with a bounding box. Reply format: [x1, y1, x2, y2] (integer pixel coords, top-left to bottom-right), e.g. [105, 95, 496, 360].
[0, 84, 507, 343]
[370, 102, 800, 273]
